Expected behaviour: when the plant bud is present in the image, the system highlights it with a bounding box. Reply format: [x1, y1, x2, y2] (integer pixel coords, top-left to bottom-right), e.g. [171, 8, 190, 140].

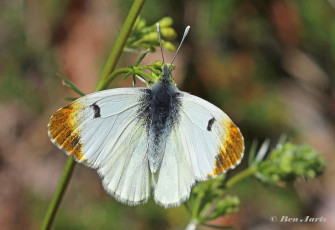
[161, 28, 177, 40]
[158, 17, 173, 27]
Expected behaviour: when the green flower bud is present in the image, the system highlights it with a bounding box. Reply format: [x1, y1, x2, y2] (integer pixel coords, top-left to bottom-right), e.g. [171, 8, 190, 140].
[163, 41, 176, 51]
[152, 60, 163, 69]
[136, 18, 146, 30]
[125, 16, 179, 53]
[141, 32, 159, 42]
[157, 17, 173, 27]
[161, 28, 177, 40]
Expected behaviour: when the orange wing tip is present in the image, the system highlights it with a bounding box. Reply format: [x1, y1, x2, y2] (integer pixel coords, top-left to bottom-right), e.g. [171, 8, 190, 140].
[210, 120, 244, 176]
[48, 101, 86, 161]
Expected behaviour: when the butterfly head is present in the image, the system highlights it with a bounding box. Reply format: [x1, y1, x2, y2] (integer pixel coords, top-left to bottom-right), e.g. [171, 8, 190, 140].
[159, 63, 174, 83]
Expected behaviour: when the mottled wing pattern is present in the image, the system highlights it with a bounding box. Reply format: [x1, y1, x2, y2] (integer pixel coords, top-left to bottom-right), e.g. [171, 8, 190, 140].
[48, 88, 151, 205]
[154, 92, 244, 207]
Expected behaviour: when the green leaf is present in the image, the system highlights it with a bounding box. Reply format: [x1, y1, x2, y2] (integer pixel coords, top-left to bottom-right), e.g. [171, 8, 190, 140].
[203, 195, 240, 222]
[248, 140, 258, 166]
[58, 75, 85, 96]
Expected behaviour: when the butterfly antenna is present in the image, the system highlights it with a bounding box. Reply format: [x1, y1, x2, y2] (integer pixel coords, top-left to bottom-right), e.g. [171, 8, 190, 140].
[156, 23, 165, 64]
[170, 25, 190, 68]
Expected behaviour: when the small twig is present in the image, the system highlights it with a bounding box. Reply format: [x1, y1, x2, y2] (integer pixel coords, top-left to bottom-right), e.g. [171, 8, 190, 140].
[225, 167, 256, 189]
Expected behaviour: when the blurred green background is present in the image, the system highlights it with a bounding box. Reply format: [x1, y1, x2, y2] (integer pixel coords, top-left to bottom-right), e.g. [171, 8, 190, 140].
[0, 0, 334, 229]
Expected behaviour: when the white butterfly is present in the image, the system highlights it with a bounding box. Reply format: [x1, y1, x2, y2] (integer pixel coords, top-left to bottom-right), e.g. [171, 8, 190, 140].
[48, 24, 244, 208]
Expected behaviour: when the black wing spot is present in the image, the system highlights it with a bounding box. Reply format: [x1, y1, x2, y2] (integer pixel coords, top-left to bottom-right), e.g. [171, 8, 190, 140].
[92, 103, 101, 118]
[207, 117, 216, 131]
[72, 136, 80, 147]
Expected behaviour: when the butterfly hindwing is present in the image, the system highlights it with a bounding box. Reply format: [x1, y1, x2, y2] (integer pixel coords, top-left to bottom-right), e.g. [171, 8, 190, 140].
[98, 117, 150, 205]
[154, 127, 194, 207]
[154, 92, 244, 207]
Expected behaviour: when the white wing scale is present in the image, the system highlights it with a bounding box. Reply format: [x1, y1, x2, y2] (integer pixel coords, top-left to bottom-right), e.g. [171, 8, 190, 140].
[48, 88, 150, 205]
[154, 92, 244, 207]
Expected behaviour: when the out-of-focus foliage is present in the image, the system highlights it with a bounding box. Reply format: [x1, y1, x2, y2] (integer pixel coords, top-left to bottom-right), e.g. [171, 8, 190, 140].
[0, 0, 333, 229]
[189, 171, 240, 225]
[186, 140, 325, 229]
[0, 1, 57, 112]
[256, 143, 326, 184]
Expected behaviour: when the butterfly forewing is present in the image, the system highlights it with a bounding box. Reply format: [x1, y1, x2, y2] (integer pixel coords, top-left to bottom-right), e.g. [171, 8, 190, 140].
[178, 92, 244, 177]
[48, 88, 146, 166]
[48, 88, 153, 205]
[153, 92, 244, 207]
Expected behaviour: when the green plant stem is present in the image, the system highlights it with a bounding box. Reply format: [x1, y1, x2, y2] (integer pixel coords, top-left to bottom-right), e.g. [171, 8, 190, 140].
[191, 190, 204, 219]
[225, 166, 257, 189]
[41, 157, 76, 230]
[95, 0, 146, 91]
[96, 67, 155, 91]
[42, 1, 145, 229]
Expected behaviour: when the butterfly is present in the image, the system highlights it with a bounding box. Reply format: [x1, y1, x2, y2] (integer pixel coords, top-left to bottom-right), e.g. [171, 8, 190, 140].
[48, 24, 244, 208]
